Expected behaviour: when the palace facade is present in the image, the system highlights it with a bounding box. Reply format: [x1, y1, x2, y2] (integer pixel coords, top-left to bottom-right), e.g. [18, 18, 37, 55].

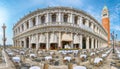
[13, 7, 108, 50]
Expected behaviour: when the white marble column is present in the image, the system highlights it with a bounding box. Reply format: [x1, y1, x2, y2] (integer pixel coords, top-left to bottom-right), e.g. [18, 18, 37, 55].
[85, 20, 89, 27]
[29, 36, 31, 48]
[38, 16, 41, 24]
[80, 35, 83, 49]
[91, 23, 93, 30]
[68, 14, 70, 23]
[86, 36, 89, 49]
[45, 13, 49, 23]
[79, 16, 83, 26]
[72, 14, 75, 23]
[46, 32, 49, 50]
[98, 41, 99, 48]
[29, 19, 32, 27]
[71, 33, 73, 48]
[36, 34, 39, 50]
[24, 23, 27, 30]
[61, 13, 63, 22]
[20, 26, 22, 33]
[91, 38, 94, 49]
[20, 40, 22, 47]
[95, 39, 97, 48]
[35, 15, 39, 25]
[57, 13, 60, 22]
[70, 13, 73, 23]
[24, 38, 26, 48]
[58, 32, 61, 48]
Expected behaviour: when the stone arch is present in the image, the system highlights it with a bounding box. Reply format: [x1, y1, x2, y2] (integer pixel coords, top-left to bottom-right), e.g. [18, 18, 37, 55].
[26, 37, 29, 48]
[32, 17, 36, 26]
[89, 38, 91, 49]
[52, 13, 56, 22]
[41, 15, 45, 24]
[74, 16, 78, 24]
[63, 14, 68, 22]
[82, 36, 86, 49]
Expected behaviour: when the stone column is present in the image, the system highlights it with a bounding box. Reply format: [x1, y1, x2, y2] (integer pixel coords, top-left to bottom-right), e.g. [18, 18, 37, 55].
[36, 34, 39, 50]
[49, 14, 52, 23]
[29, 19, 32, 28]
[70, 13, 73, 23]
[45, 13, 49, 23]
[35, 15, 39, 25]
[24, 23, 27, 30]
[72, 14, 75, 23]
[24, 38, 26, 48]
[91, 38, 94, 49]
[98, 41, 99, 48]
[80, 35, 83, 49]
[95, 39, 97, 48]
[29, 36, 31, 48]
[58, 32, 61, 48]
[79, 16, 83, 26]
[20, 40, 22, 47]
[91, 23, 93, 30]
[77, 16, 80, 25]
[86, 36, 89, 49]
[46, 32, 49, 50]
[85, 20, 89, 27]
[68, 14, 70, 23]
[38, 16, 41, 24]
[57, 13, 60, 22]
[61, 13, 63, 22]
[71, 33, 73, 48]
[20, 26, 22, 33]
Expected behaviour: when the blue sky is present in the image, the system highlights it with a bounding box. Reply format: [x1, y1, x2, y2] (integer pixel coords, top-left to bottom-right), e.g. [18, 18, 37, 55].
[0, 0, 119, 44]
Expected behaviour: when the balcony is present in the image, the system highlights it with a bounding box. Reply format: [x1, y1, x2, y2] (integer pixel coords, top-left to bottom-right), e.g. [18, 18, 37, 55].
[14, 22, 107, 41]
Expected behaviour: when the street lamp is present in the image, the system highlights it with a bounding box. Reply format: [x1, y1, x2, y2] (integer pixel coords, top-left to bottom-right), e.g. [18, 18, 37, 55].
[111, 31, 117, 53]
[2, 24, 7, 50]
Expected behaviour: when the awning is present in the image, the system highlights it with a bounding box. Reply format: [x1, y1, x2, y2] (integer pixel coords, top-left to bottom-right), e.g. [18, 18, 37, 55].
[73, 35, 80, 44]
[50, 33, 58, 43]
[62, 33, 72, 41]
[39, 34, 46, 43]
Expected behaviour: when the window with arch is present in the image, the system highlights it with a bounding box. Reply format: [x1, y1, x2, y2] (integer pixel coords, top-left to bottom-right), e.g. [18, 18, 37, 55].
[83, 18, 86, 25]
[52, 14, 56, 22]
[41, 15, 45, 24]
[26, 21, 29, 29]
[74, 16, 78, 24]
[89, 22, 91, 28]
[64, 14, 68, 22]
[32, 18, 36, 26]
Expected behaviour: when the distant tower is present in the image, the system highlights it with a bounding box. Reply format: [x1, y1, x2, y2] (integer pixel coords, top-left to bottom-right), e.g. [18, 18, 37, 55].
[102, 6, 110, 46]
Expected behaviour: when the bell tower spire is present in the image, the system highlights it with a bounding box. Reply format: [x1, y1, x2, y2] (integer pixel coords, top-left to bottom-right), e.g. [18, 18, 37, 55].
[102, 6, 110, 46]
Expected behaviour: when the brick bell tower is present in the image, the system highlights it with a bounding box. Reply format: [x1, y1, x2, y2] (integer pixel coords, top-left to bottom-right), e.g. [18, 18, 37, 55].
[102, 6, 110, 46]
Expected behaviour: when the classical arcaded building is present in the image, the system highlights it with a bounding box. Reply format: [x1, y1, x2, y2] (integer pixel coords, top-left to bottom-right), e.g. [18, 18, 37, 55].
[13, 7, 108, 50]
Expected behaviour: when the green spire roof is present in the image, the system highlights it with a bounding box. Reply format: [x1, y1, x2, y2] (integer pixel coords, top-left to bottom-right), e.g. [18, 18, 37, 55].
[103, 6, 108, 9]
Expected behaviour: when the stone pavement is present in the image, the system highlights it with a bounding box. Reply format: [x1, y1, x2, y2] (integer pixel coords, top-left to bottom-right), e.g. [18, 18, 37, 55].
[0, 50, 16, 69]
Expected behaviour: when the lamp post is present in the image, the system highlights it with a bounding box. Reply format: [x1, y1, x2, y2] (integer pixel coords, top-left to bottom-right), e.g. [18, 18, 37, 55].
[111, 31, 117, 53]
[2, 24, 6, 50]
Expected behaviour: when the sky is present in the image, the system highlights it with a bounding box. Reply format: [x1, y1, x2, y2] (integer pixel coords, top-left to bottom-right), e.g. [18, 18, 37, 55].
[0, 0, 120, 45]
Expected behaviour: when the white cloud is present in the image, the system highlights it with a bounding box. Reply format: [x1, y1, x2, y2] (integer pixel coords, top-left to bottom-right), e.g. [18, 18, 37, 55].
[85, 6, 101, 23]
[111, 25, 120, 31]
[110, 3, 120, 32]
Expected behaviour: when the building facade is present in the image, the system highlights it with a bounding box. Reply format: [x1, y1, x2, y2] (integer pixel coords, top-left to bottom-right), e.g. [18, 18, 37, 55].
[102, 6, 110, 46]
[13, 7, 108, 50]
